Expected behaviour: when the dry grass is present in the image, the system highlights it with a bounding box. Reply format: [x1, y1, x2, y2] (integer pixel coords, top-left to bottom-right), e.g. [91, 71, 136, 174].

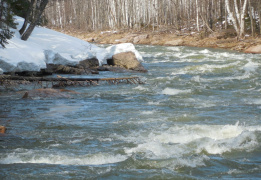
[51, 27, 261, 52]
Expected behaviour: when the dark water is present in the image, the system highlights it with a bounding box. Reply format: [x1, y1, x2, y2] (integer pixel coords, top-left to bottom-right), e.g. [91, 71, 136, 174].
[0, 45, 261, 179]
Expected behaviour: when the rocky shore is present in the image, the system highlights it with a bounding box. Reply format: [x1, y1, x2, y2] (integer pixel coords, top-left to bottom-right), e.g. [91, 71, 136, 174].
[62, 29, 261, 53]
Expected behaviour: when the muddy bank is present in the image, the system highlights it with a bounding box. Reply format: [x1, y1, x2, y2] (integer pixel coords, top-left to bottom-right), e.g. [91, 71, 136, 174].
[61, 29, 261, 53]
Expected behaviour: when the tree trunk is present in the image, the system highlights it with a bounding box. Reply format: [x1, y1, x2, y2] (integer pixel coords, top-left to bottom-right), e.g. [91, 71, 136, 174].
[225, 0, 248, 39]
[259, 1, 261, 35]
[19, 0, 35, 35]
[21, 0, 49, 41]
[248, 0, 255, 36]
[196, 0, 200, 31]
[239, 0, 248, 38]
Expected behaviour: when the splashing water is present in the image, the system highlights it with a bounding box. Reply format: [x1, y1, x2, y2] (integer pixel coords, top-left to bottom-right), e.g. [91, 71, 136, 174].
[1, 45, 261, 179]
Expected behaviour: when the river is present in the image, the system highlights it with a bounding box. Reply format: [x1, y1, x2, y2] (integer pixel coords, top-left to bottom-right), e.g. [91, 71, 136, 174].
[0, 45, 261, 179]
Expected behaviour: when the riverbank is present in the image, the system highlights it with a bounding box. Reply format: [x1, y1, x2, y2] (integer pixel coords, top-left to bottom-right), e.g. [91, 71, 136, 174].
[60, 29, 261, 53]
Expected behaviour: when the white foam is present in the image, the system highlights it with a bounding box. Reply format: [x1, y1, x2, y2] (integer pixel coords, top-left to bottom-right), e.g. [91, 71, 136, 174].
[133, 85, 148, 91]
[1, 151, 127, 165]
[199, 49, 211, 54]
[243, 60, 259, 73]
[141, 110, 156, 115]
[121, 122, 261, 159]
[162, 88, 191, 95]
[166, 47, 182, 51]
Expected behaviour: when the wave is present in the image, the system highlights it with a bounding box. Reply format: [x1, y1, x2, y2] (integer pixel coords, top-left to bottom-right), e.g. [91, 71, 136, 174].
[162, 88, 191, 95]
[1, 151, 127, 165]
[120, 122, 261, 161]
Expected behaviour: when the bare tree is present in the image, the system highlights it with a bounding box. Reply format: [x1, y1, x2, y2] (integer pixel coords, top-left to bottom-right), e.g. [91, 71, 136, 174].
[42, 0, 261, 36]
[225, 0, 248, 39]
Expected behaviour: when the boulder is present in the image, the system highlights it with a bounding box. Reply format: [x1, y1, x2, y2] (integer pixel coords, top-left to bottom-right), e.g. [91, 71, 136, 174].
[245, 45, 261, 54]
[0, 126, 6, 133]
[108, 52, 147, 72]
[164, 39, 183, 46]
[97, 65, 129, 73]
[78, 58, 99, 69]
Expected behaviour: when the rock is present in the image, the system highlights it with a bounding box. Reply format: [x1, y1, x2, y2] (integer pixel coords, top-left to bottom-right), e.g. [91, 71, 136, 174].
[46, 64, 85, 74]
[108, 52, 147, 72]
[0, 126, 6, 133]
[97, 65, 129, 73]
[133, 34, 148, 44]
[164, 39, 183, 46]
[22, 88, 78, 99]
[78, 58, 99, 69]
[245, 45, 261, 54]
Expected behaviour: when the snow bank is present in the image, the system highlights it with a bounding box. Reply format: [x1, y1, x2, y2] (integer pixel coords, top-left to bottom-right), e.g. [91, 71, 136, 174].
[0, 17, 143, 73]
[104, 43, 143, 62]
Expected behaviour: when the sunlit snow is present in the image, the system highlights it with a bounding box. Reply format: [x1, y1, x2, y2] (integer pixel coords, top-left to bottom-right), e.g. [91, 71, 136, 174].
[0, 17, 143, 74]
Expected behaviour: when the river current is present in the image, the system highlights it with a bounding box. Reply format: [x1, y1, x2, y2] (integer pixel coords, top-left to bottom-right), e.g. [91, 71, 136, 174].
[0, 45, 261, 179]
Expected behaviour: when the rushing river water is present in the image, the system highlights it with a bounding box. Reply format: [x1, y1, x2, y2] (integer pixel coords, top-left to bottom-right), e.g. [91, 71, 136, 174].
[0, 45, 261, 179]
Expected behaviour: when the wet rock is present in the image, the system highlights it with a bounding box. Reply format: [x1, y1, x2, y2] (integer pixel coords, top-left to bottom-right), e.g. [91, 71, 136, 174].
[46, 64, 85, 74]
[108, 52, 147, 72]
[78, 58, 99, 69]
[0, 126, 6, 133]
[97, 65, 128, 73]
[245, 45, 261, 54]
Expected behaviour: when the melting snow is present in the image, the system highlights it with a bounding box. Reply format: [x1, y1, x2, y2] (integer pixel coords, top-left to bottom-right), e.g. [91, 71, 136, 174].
[0, 17, 143, 74]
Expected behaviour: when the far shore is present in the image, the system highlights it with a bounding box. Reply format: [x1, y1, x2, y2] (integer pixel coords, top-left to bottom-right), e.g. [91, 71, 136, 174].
[57, 29, 261, 53]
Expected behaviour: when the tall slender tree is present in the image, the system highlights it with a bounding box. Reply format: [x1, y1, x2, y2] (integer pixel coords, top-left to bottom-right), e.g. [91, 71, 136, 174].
[225, 0, 248, 39]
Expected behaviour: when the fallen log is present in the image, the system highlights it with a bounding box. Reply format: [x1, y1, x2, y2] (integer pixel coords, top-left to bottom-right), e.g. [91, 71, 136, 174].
[0, 75, 145, 88]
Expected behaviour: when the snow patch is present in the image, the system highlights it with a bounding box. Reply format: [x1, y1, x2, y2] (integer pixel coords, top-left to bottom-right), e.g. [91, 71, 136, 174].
[0, 17, 142, 72]
[104, 43, 143, 63]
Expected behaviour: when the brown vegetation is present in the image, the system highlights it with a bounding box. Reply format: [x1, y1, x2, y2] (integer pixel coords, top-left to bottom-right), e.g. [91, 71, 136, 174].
[59, 28, 261, 53]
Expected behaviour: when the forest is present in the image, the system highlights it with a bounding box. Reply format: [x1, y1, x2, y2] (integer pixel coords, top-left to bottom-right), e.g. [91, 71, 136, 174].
[44, 0, 261, 39]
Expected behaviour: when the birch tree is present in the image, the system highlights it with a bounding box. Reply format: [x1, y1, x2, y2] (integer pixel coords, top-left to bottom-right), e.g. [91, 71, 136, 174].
[42, 0, 260, 36]
[225, 0, 248, 39]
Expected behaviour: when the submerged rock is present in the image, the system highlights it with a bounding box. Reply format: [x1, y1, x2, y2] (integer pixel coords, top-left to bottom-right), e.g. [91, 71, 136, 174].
[0, 126, 6, 134]
[22, 88, 78, 99]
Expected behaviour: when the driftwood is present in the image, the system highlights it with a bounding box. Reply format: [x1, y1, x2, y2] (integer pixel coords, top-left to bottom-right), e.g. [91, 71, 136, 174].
[0, 75, 145, 88]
